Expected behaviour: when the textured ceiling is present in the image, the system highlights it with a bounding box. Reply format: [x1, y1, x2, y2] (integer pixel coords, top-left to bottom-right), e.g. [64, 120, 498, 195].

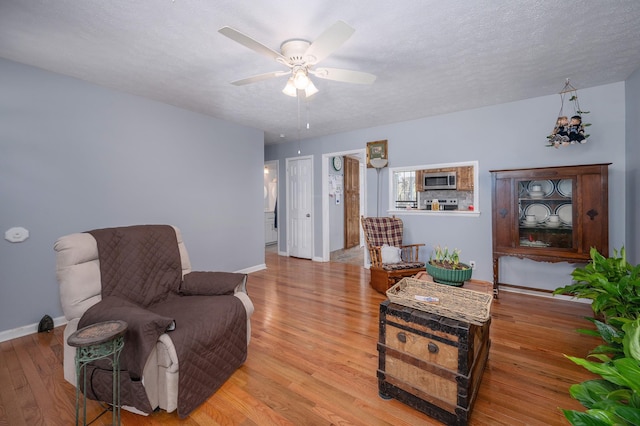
[1, 1, 639, 145]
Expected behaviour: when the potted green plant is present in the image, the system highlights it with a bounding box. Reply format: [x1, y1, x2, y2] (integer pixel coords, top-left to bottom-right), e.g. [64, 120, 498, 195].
[561, 319, 640, 425]
[554, 247, 640, 425]
[426, 246, 472, 286]
[553, 247, 640, 320]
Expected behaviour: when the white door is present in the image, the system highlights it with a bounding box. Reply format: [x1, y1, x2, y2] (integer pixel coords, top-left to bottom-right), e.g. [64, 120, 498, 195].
[287, 156, 313, 259]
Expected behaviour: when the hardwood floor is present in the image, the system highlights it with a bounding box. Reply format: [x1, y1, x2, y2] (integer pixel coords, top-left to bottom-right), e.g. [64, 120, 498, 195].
[0, 250, 600, 425]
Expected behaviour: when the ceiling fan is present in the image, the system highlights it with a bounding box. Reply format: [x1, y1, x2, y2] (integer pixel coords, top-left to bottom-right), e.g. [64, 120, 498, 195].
[218, 21, 376, 98]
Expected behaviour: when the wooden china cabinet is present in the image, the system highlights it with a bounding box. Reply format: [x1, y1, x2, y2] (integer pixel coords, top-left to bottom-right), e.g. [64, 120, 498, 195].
[490, 163, 610, 296]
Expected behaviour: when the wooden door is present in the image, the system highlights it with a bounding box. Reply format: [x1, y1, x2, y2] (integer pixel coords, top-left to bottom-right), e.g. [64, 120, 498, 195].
[343, 156, 360, 249]
[577, 167, 609, 256]
[491, 175, 514, 251]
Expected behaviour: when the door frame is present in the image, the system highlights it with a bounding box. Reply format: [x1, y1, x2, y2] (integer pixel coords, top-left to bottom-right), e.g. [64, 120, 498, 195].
[321, 149, 367, 262]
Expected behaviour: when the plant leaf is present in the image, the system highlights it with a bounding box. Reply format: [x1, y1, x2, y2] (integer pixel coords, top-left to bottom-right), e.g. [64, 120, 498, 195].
[569, 380, 621, 408]
[611, 358, 640, 393]
[594, 320, 625, 345]
[611, 406, 640, 425]
[622, 319, 640, 360]
[562, 408, 620, 425]
[566, 355, 629, 388]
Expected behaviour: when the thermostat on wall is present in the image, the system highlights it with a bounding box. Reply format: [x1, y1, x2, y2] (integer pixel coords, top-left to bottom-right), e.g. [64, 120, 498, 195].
[5, 227, 29, 243]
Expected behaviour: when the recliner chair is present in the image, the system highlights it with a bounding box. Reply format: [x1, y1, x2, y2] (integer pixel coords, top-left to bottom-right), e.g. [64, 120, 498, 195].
[54, 224, 254, 417]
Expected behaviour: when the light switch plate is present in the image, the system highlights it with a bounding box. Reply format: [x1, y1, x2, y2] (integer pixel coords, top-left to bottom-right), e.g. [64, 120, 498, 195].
[5, 227, 29, 243]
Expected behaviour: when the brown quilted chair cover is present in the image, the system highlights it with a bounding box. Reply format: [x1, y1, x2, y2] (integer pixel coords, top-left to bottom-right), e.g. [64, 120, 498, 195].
[88, 225, 182, 307]
[81, 225, 248, 417]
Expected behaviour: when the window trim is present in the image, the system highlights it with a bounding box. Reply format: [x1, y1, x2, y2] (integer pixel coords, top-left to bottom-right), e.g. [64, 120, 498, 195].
[386, 160, 480, 217]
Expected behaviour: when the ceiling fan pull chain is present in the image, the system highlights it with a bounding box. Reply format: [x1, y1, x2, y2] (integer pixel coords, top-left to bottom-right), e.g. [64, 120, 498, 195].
[296, 93, 302, 154]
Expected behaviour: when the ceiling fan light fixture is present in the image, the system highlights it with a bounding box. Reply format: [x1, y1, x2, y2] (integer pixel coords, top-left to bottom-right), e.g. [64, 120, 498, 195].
[293, 69, 310, 90]
[304, 80, 319, 97]
[282, 78, 297, 97]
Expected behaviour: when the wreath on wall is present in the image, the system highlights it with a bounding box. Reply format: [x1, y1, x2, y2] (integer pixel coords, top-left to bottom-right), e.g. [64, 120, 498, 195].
[546, 79, 591, 148]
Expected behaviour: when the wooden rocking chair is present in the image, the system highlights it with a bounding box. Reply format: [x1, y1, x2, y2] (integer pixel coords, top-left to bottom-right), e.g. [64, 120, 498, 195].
[361, 216, 425, 293]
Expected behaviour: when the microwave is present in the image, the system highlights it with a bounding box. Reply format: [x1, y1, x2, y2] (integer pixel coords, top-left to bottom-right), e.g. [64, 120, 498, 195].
[423, 171, 457, 190]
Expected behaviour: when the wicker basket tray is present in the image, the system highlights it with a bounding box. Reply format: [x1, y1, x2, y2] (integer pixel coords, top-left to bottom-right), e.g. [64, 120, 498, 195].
[386, 277, 492, 325]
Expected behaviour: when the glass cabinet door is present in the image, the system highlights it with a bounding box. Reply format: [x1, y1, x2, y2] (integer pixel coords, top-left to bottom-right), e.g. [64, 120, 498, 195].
[517, 178, 573, 249]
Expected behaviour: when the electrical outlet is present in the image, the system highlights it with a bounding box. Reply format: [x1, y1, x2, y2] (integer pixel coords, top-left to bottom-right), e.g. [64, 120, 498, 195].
[469, 260, 476, 269]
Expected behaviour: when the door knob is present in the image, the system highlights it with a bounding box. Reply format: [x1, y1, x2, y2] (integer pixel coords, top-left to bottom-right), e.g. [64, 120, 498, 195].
[306, 213, 311, 217]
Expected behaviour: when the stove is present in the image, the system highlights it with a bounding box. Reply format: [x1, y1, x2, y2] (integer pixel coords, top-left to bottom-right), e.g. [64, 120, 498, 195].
[424, 198, 459, 211]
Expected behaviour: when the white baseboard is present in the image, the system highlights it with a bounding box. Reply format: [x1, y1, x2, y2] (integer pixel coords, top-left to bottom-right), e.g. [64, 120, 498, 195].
[0, 315, 68, 343]
[499, 286, 591, 304]
[238, 263, 267, 274]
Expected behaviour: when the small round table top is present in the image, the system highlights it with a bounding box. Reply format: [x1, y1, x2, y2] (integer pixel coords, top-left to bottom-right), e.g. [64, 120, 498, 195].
[67, 320, 128, 347]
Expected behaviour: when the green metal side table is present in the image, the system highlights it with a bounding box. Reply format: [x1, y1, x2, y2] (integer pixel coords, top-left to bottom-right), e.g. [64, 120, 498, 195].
[68, 320, 127, 426]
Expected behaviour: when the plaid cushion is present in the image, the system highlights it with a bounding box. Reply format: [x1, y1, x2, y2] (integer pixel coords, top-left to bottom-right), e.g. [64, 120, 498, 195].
[361, 217, 403, 247]
[382, 262, 424, 271]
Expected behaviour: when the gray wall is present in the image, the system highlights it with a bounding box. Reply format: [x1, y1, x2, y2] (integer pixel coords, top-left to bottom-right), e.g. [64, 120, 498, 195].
[0, 58, 265, 334]
[625, 67, 640, 265]
[266, 82, 627, 290]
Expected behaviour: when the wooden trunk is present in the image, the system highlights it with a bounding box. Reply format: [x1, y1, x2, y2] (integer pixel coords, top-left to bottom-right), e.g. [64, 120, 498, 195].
[377, 301, 491, 425]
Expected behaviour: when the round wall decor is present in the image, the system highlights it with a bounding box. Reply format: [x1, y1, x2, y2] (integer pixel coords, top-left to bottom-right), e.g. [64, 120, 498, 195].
[332, 156, 343, 171]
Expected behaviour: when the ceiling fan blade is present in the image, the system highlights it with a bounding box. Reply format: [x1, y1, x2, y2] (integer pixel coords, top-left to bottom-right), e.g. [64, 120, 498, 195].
[304, 21, 355, 64]
[230, 71, 289, 86]
[312, 67, 376, 85]
[219, 26, 286, 62]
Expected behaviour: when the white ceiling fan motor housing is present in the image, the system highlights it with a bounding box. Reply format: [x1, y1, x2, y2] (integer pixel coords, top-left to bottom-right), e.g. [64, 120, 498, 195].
[279, 39, 313, 65]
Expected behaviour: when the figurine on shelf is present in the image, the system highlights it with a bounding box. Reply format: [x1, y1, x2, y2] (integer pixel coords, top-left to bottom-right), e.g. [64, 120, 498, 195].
[568, 115, 586, 143]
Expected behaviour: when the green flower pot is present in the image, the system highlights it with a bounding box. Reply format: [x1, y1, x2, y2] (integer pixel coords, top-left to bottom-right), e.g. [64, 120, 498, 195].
[426, 262, 472, 286]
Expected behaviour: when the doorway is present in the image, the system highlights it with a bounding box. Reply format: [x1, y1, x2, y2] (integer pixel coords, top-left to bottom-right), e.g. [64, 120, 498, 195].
[321, 149, 366, 263]
[343, 155, 360, 249]
[264, 160, 278, 249]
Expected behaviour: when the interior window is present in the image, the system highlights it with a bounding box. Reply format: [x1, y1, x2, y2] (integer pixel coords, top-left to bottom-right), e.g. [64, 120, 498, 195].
[389, 161, 479, 214]
[393, 170, 417, 209]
